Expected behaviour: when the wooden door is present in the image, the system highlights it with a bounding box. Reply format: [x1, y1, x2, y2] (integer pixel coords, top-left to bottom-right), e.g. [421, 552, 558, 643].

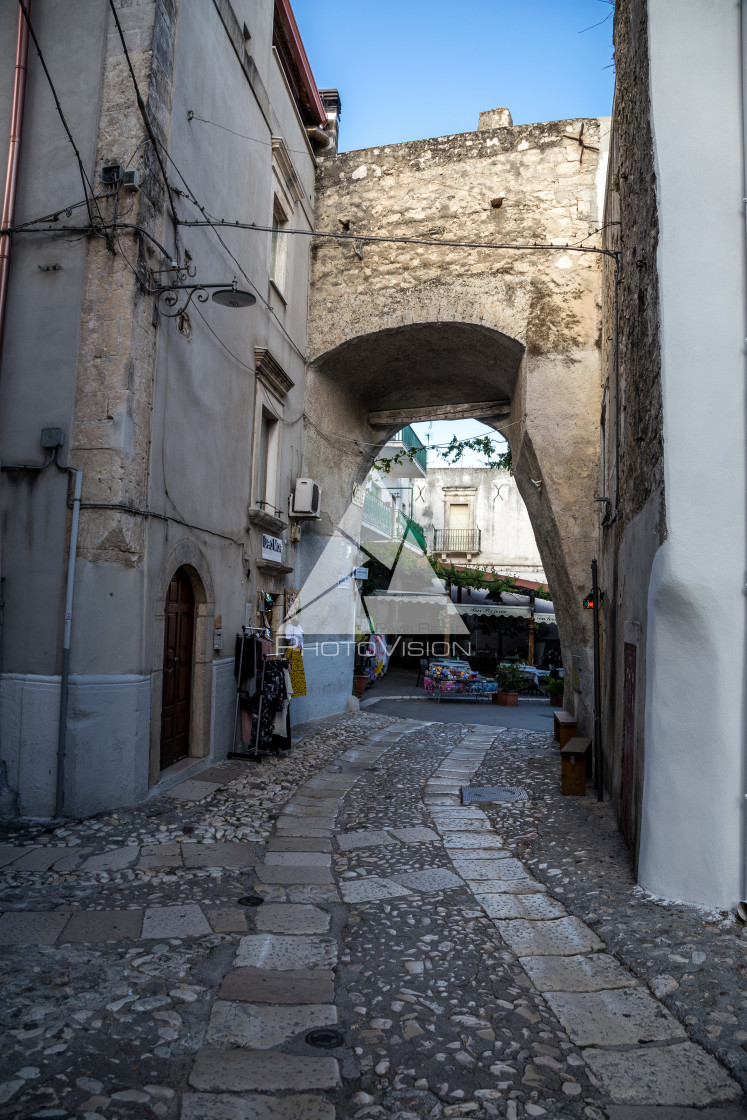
[160, 569, 195, 769]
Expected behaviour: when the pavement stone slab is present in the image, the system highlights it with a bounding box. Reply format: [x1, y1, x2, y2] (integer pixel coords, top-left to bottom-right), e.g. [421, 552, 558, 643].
[8, 847, 62, 871]
[137, 842, 183, 869]
[61, 908, 143, 942]
[471, 880, 549, 896]
[446, 847, 512, 860]
[432, 819, 489, 832]
[254, 903, 331, 934]
[543, 986, 686, 1046]
[284, 803, 339, 819]
[255, 865, 333, 885]
[582, 1042, 742, 1106]
[0, 910, 69, 945]
[387, 827, 440, 843]
[519, 952, 640, 992]
[478, 893, 567, 920]
[441, 832, 506, 848]
[167, 778, 223, 801]
[51, 848, 92, 872]
[192, 764, 251, 783]
[275, 822, 333, 838]
[220, 967, 335, 1004]
[235, 933, 338, 970]
[495, 916, 604, 956]
[0, 843, 29, 868]
[263, 852, 331, 866]
[189, 1049, 340, 1091]
[80, 846, 140, 872]
[182, 841, 257, 868]
[336, 830, 399, 850]
[206, 1000, 337, 1048]
[206, 907, 248, 933]
[451, 858, 520, 878]
[605, 1109, 747, 1120]
[462, 857, 532, 881]
[181, 1092, 336, 1120]
[339, 877, 414, 904]
[267, 837, 332, 852]
[391, 868, 465, 893]
[141, 904, 211, 938]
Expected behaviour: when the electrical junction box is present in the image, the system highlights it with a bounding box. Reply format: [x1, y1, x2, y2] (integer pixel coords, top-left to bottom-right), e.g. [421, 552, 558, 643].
[290, 478, 321, 518]
[213, 628, 223, 651]
[123, 168, 141, 191]
[41, 427, 64, 448]
[101, 163, 123, 184]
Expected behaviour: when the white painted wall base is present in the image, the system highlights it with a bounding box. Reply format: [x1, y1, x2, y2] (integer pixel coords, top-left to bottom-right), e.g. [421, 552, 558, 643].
[0, 673, 151, 818]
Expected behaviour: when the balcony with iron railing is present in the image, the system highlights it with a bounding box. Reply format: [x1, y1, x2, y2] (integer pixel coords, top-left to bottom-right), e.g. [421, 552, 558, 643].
[380, 424, 427, 479]
[362, 490, 428, 552]
[433, 527, 482, 554]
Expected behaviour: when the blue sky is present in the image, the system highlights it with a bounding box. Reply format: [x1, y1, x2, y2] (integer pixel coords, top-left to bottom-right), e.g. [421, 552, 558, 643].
[292, 0, 615, 461]
[293, 0, 615, 154]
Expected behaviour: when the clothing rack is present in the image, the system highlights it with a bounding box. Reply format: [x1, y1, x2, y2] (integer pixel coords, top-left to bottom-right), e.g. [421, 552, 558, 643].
[229, 625, 271, 761]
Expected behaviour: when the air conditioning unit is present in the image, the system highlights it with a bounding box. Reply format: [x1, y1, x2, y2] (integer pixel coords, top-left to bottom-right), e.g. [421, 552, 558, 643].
[290, 478, 322, 518]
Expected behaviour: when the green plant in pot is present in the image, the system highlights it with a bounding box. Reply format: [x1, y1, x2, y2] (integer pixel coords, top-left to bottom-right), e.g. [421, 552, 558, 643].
[545, 676, 564, 705]
[496, 663, 523, 690]
[495, 663, 523, 705]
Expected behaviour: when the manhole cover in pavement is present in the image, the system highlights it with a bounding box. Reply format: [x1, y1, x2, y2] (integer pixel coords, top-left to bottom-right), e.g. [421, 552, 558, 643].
[461, 786, 528, 803]
[305, 1028, 345, 1049]
[238, 895, 264, 906]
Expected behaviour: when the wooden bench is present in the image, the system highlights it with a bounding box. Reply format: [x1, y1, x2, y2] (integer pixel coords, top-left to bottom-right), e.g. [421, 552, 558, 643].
[553, 710, 577, 748]
[560, 737, 592, 795]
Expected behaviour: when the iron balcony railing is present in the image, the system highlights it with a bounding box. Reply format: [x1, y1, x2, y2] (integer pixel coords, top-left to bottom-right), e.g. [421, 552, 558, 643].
[393, 425, 427, 474]
[433, 527, 482, 553]
[362, 489, 393, 534]
[362, 491, 428, 551]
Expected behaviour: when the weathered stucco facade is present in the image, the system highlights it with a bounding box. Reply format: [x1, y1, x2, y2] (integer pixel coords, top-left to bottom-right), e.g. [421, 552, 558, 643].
[0, 0, 320, 816]
[300, 112, 610, 727]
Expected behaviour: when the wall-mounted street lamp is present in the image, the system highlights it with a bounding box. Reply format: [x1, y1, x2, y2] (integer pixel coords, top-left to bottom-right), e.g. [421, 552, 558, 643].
[155, 276, 256, 317]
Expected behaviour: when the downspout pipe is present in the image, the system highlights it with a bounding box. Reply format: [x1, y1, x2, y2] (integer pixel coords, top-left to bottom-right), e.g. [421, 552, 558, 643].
[740, 0, 747, 918]
[54, 459, 81, 820]
[0, 1, 30, 364]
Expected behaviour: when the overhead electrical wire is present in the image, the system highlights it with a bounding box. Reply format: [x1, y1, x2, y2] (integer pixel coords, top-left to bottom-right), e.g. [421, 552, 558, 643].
[105, 0, 181, 261]
[17, 0, 111, 247]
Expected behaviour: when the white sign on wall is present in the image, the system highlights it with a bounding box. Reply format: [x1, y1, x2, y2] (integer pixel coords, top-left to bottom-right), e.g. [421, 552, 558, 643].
[262, 534, 284, 563]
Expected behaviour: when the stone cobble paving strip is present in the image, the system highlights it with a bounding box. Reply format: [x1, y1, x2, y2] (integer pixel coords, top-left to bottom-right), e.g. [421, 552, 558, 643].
[1, 712, 746, 1118]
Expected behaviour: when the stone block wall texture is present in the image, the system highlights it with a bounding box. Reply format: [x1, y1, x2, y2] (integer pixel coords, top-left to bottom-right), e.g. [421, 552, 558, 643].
[305, 116, 608, 724]
[599, 0, 665, 867]
[71, 0, 178, 567]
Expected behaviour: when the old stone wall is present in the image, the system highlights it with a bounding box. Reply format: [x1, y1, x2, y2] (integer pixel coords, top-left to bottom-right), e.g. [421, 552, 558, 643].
[599, 0, 665, 869]
[71, 0, 178, 567]
[304, 114, 610, 728]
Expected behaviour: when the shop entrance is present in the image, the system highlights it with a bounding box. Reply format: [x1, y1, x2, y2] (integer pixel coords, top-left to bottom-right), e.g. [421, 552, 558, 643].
[160, 567, 195, 769]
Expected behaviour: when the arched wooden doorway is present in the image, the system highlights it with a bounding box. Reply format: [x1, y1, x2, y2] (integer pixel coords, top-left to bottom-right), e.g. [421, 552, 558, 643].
[160, 567, 195, 769]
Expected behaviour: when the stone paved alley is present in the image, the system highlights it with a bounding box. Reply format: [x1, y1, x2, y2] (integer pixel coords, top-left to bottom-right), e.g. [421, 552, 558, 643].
[0, 713, 746, 1120]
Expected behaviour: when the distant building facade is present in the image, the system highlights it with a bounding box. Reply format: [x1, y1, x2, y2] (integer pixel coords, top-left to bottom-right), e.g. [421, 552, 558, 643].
[413, 466, 546, 582]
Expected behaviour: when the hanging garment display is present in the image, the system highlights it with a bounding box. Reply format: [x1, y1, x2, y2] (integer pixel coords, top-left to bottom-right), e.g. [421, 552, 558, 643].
[285, 647, 307, 696]
[250, 658, 288, 751]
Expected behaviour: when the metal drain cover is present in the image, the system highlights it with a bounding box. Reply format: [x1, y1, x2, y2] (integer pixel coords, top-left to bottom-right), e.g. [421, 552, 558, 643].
[305, 1027, 344, 1049]
[461, 786, 528, 804]
[238, 894, 264, 906]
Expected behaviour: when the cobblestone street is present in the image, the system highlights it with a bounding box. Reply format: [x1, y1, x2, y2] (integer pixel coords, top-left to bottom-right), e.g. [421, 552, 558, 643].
[0, 712, 746, 1120]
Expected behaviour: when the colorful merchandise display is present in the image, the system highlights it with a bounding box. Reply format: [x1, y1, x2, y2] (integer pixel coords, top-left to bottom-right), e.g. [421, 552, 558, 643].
[423, 661, 498, 703]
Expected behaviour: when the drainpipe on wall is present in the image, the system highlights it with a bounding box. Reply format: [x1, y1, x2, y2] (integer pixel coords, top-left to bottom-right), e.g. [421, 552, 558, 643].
[0, 1, 30, 365]
[740, 0, 747, 920]
[54, 460, 82, 820]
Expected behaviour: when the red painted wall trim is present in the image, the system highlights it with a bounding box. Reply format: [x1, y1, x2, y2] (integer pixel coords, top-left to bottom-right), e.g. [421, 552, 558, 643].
[274, 0, 326, 126]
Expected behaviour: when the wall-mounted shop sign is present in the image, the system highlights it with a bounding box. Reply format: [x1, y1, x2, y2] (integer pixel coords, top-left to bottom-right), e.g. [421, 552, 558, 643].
[261, 534, 284, 563]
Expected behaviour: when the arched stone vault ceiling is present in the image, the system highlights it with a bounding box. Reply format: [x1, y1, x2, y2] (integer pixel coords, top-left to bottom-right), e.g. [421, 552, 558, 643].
[302, 114, 610, 730]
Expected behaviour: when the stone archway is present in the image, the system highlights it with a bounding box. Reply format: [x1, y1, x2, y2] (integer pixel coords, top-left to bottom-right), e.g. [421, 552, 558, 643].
[150, 542, 215, 784]
[300, 113, 608, 724]
[300, 319, 599, 728]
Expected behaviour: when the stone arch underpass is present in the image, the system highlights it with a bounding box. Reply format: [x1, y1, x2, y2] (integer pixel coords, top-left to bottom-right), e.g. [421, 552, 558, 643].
[298, 112, 610, 727]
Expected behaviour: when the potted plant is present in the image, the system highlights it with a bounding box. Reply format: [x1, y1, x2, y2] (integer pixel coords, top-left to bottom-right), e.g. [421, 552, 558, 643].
[545, 676, 564, 706]
[495, 663, 522, 706]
